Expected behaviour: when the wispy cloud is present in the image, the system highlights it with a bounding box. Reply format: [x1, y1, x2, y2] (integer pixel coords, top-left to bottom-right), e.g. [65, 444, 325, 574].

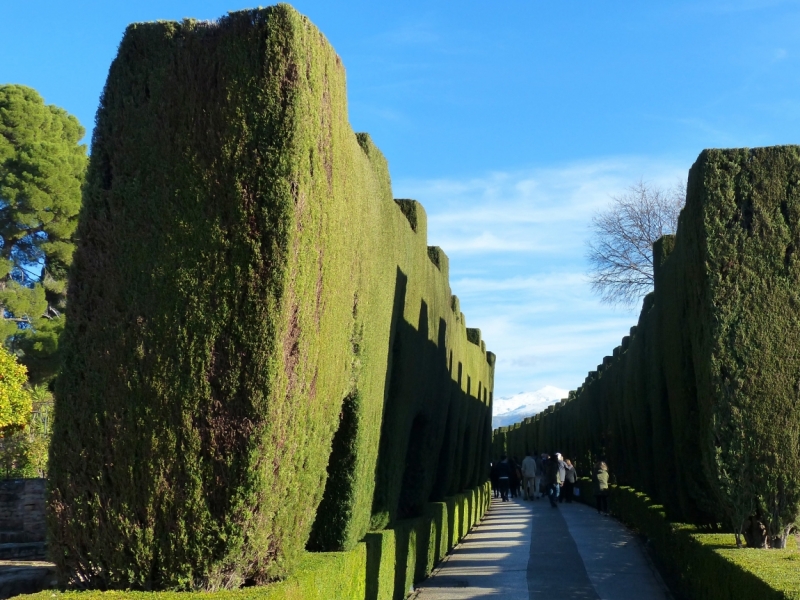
[395, 156, 686, 397]
[433, 232, 548, 253]
[451, 273, 587, 294]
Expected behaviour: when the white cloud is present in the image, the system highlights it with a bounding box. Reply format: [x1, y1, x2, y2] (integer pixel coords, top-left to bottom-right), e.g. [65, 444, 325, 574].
[451, 272, 586, 293]
[433, 231, 546, 253]
[395, 156, 685, 398]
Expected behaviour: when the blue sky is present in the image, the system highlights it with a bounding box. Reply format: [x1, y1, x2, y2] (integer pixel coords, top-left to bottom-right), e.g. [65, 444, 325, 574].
[3, 1, 800, 399]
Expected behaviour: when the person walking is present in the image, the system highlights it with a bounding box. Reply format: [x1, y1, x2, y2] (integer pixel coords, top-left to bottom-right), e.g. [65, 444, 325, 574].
[534, 453, 544, 499]
[546, 453, 564, 508]
[510, 457, 522, 498]
[561, 459, 577, 503]
[521, 451, 537, 500]
[496, 455, 512, 502]
[594, 461, 610, 514]
[490, 461, 500, 498]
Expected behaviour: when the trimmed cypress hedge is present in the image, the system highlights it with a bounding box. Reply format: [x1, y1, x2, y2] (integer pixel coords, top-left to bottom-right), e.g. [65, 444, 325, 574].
[26, 482, 492, 600]
[574, 481, 800, 600]
[496, 146, 800, 546]
[50, 4, 494, 591]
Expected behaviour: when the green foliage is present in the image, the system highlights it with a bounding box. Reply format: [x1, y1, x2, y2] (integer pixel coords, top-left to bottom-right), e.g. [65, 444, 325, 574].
[50, 3, 493, 591]
[680, 147, 800, 547]
[497, 146, 800, 544]
[23, 481, 492, 600]
[365, 531, 395, 600]
[25, 385, 53, 477]
[394, 517, 434, 586]
[574, 483, 800, 600]
[0, 384, 52, 479]
[21, 546, 368, 600]
[0, 344, 30, 432]
[0, 84, 87, 383]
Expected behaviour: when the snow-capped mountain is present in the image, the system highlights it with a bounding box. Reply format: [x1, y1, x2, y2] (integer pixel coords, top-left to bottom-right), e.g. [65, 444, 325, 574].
[491, 385, 569, 429]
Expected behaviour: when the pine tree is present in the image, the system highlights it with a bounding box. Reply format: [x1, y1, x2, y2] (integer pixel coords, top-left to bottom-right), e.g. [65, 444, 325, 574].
[0, 85, 88, 382]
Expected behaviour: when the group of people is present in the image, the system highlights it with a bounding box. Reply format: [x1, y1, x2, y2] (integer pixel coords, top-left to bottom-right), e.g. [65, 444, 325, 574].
[490, 452, 611, 514]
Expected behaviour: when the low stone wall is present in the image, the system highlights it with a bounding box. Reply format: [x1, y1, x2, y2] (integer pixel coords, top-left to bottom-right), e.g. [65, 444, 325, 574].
[0, 479, 45, 542]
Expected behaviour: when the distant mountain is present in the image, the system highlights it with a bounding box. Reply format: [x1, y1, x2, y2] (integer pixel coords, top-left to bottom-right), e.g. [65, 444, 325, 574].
[492, 386, 569, 429]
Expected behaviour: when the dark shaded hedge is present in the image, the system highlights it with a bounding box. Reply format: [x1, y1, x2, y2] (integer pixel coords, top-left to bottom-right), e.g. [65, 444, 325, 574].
[50, 4, 493, 591]
[496, 146, 800, 544]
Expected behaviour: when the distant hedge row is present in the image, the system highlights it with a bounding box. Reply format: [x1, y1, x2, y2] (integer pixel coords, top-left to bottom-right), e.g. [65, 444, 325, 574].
[49, 5, 494, 591]
[496, 146, 800, 548]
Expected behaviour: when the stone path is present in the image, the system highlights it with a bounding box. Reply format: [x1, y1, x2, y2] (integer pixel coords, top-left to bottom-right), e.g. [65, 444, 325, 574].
[412, 496, 672, 600]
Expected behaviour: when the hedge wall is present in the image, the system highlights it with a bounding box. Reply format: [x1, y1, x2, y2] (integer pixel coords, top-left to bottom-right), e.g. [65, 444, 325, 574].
[26, 483, 492, 600]
[50, 4, 494, 591]
[573, 481, 800, 600]
[496, 146, 800, 546]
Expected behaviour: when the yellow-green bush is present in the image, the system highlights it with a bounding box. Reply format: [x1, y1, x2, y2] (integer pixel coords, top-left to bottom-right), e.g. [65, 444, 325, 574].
[50, 3, 493, 591]
[0, 345, 30, 431]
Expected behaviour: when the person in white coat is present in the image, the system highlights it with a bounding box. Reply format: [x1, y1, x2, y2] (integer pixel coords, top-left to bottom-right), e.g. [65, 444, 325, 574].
[521, 451, 538, 500]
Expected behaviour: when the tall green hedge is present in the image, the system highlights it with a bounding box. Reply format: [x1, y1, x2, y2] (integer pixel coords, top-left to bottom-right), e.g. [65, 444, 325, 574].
[25, 482, 493, 600]
[50, 4, 493, 591]
[497, 146, 800, 547]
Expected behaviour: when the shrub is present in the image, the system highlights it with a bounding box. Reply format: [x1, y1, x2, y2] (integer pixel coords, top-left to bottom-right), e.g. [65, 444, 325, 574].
[24, 480, 493, 600]
[0, 345, 30, 432]
[498, 146, 800, 543]
[0, 385, 52, 479]
[50, 3, 494, 591]
[575, 483, 800, 600]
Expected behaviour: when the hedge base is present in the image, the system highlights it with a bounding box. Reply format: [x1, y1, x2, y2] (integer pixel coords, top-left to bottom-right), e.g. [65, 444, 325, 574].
[24, 482, 491, 600]
[575, 479, 800, 600]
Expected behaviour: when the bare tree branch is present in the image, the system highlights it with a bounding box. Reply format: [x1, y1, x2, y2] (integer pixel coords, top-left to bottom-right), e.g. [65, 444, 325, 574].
[586, 180, 685, 307]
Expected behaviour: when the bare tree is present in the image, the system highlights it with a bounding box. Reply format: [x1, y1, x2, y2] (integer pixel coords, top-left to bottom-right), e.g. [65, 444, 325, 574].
[587, 180, 685, 307]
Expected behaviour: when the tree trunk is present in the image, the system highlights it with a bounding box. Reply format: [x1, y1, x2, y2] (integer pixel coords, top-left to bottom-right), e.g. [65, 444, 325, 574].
[743, 516, 769, 548]
[770, 535, 787, 549]
[769, 526, 793, 549]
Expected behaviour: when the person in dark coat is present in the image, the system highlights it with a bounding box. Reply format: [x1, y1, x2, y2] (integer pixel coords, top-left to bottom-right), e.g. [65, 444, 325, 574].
[537, 454, 547, 498]
[533, 452, 544, 499]
[546, 453, 564, 508]
[561, 459, 577, 503]
[495, 455, 512, 501]
[490, 462, 500, 498]
[510, 457, 522, 498]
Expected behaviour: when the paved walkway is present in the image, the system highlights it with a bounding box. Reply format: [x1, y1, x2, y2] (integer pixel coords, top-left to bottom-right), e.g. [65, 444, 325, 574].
[412, 496, 672, 600]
